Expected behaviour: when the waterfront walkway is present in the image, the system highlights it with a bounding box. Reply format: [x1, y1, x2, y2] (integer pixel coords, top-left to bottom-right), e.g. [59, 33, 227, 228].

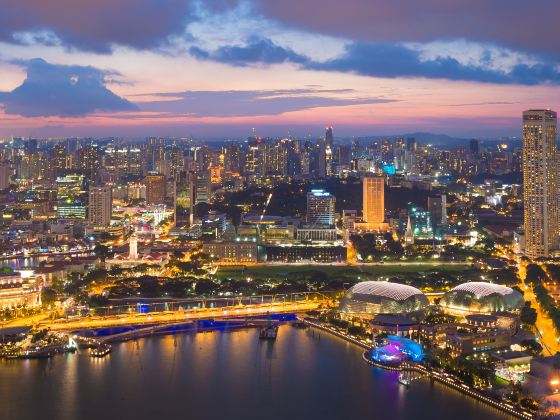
[302, 318, 534, 420]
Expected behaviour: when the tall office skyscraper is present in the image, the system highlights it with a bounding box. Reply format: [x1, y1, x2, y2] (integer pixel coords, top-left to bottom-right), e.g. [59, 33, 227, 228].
[428, 194, 447, 237]
[306, 189, 335, 226]
[88, 185, 113, 227]
[522, 109, 559, 258]
[325, 126, 334, 149]
[363, 176, 385, 227]
[146, 173, 166, 205]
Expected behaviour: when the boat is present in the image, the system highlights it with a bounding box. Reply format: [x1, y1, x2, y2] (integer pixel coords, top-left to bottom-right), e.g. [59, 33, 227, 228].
[259, 325, 278, 340]
[398, 372, 410, 387]
[291, 320, 308, 329]
[91, 344, 112, 357]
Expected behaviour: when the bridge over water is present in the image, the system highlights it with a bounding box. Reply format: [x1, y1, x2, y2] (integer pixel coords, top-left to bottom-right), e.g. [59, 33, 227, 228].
[38, 292, 338, 332]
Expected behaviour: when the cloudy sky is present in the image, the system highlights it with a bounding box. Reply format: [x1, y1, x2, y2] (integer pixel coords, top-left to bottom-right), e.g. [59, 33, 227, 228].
[0, 0, 559, 139]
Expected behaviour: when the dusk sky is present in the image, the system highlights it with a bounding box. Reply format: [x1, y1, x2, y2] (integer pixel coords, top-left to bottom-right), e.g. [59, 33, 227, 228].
[1, 0, 560, 139]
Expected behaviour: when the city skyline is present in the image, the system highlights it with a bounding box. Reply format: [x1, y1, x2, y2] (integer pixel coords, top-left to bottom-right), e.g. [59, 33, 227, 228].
[2, 2, 560, 419]
[1, 1, 560, 138]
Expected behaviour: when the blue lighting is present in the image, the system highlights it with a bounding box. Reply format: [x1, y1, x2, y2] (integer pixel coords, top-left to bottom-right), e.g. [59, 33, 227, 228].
[371, 335, 424, 363]
[382, 164, 396, 175]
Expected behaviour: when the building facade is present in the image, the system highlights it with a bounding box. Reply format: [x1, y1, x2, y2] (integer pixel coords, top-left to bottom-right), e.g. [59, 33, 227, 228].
[145, 173, 166, 205]
[362, 176, 385, 228]
[88, 185, 113, 227]
[306, 189, 335, 226]
[522, 109, 559, 258]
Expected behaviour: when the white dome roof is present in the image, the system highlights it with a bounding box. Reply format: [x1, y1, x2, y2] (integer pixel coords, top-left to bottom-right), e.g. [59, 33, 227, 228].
[347, 281, 424, 301]
[449, 282, 515, 298]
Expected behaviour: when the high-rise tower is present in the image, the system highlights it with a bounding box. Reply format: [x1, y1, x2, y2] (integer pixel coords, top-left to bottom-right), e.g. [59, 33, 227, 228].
[522, 109, 559, 258]
[88, 185, 113, 227]
[362, 176, 385, 228]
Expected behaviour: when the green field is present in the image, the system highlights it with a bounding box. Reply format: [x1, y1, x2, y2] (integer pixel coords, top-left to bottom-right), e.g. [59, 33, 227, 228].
[216, 263, 471, 281]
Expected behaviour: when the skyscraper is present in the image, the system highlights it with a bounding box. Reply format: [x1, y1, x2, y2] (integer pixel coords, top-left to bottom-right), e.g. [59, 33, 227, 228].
[0, 162, 12, 190]
[146, 173, 166, 205]
[522, 109, 559, 258]
[362, 176, 385, 227]
[306, 189, 335, 226]
[428, 194, 447, 237]
[88, 185, 113, 227]
[325, 126, 334, 149]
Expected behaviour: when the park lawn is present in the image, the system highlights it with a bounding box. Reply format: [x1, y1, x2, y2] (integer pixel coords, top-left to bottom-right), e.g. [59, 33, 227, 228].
[216, 263, 470, 280]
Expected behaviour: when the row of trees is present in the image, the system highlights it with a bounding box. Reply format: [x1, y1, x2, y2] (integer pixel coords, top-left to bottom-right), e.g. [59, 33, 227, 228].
[525, 264, 560, 333]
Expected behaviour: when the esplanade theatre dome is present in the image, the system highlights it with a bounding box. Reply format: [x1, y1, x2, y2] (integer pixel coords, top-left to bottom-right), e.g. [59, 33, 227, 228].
[439, 282, 524, 314]
[339, 281, 429, 319]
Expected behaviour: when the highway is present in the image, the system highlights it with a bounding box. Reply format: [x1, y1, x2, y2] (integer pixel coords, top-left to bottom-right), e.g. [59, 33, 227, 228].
[496, 244, 560, 355]
[35, 299, 333, 331]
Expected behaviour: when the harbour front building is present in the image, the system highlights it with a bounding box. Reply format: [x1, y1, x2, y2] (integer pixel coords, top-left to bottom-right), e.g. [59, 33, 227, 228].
[0, 272, 42, 310]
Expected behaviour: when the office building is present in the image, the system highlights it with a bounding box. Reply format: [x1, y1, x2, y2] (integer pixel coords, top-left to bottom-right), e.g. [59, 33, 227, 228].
[0, 162, 11, 190]
[145, 173, 166, 205]
[362, 176, 385, 228]
[522, 109, 559, 258]
[306, 189, 335, 226]
[428, 194, 447, 236]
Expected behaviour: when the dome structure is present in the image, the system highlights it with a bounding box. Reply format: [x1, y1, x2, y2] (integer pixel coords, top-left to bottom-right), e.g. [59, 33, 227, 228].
[439, 282, 524, 314]
[339, 281, 429, 319]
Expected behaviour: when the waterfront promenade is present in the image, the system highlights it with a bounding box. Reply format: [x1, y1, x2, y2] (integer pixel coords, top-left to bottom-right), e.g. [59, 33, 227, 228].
[302, 318, 533, 420]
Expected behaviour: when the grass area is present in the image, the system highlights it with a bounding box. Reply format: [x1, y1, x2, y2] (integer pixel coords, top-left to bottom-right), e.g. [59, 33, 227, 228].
[216, 263, 470, 280]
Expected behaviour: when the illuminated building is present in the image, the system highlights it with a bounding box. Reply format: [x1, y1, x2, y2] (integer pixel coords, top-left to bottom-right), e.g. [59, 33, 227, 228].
[202, 241, 258, 263]
[0, 161, 11, 190]
[370, 335, 424, 363]
[428, 194, 447, 237]
[145, 173, 166, 205]
[56, 174, 87, 219]
[88, 185, 112, 227]
[0, 272, 41, 310]
[409, 206, 432, 239]
[296, 226, 337, 242]
[210, 165, 223, 184]
[446, 329, 511, 356]
[265, 243, 346, 263]
[306, 189, 335, 226]
[339, 281, 428, 319]
[522, 109, 559, 258]
[493, 351, 532, 383]
[362, 175, 385, 229]
[439, 282, 524, 315]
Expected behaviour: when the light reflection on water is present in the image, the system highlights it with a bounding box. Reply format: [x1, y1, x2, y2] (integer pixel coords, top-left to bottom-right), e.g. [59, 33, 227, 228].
[0, 327, 511, 420]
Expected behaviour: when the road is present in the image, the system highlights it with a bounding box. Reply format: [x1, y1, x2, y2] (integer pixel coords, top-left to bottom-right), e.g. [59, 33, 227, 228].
[0, 311, 55, 328]
[496, 244, 560, 355]
[35, 299, 333, 331]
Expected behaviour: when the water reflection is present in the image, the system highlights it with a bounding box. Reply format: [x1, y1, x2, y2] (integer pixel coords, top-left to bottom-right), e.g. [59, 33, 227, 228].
[0, 327, 510, 420]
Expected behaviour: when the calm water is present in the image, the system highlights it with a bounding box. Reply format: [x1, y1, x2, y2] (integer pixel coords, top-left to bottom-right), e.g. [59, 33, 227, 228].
[0, 327, 509, 420]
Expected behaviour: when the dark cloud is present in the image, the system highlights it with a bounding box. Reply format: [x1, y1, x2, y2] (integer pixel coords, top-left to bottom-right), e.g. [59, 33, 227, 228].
[138, 88, 393, 117]
[0, 58, 137, 117]
[0, 0, 194, 53]
[189, 37, 308, 66]
[191, 40, 560, 85]
[306, 42, 560, 85]
[257, 0, 560, 57]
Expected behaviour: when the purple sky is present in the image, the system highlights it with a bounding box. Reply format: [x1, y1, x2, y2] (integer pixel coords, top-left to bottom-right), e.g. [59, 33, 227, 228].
[0, 0, 559, 139]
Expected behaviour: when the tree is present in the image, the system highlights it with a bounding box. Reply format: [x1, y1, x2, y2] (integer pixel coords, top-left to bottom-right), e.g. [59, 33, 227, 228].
[41, 287, 57, 306]
[94, 244, 112, 261]
[520, 302, 537, 325]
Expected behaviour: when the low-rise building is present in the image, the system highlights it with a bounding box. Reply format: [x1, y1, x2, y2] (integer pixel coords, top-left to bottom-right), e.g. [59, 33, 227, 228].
[446, 329, 511, 356]
[203, 241, 258, 263]
[0, 272, 41, 310]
